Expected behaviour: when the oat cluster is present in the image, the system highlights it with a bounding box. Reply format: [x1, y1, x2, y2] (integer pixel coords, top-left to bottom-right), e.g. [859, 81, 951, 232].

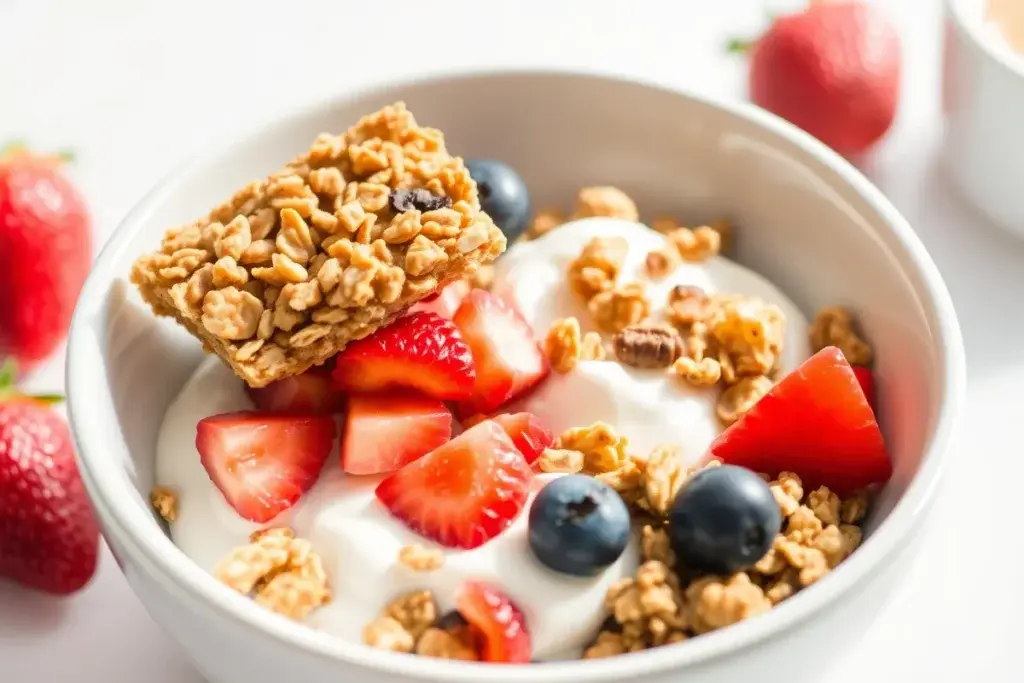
[131, 102, 505, 387]
[150, 485, 178, 523]
[363, 591, 478, 660]
[213, 527, 330, 621]
[398, 543, 444, 572]
[583, 465, 869, 657]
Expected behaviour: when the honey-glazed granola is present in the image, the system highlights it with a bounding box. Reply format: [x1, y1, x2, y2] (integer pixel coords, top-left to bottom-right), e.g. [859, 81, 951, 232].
[131, 102, 505, 387]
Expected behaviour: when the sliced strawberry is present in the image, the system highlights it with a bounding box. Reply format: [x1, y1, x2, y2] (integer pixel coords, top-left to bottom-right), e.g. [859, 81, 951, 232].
[708, 347, 891, 494]
[341, 392, 453, 475]
[332, 311, 475, 400]
[457, 581, 531, 663]
[196, 412, 335, 523]
[491, 412, 553, 465]
[247, 373, 345, 414]
[852, 365, 876, 412]
[375, 420, 533, 549]
[452, 290, 549, 418]
[410, 279, 472, 319]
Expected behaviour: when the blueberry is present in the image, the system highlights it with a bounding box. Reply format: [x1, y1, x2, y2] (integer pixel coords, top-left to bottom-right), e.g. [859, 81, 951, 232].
[435, 610, 469, 631]
[668, 465, 781, 574]
[528, 475, 631, 577]
[465, 159, 531, 242]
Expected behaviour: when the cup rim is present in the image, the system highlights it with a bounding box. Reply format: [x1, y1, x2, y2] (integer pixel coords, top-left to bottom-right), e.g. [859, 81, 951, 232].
[67, 66, 965, 681]
[946, 0, 1024, 80]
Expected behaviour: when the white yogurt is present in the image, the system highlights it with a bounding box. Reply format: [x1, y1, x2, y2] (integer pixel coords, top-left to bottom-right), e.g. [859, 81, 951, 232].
[156, 216, 811, 660]
[494, 217, 811, 461]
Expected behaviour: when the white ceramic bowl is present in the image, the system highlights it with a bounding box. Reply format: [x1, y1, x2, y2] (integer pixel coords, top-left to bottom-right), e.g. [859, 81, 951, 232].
[67, 69, 964, 683]
[943, 0, 1024, 235]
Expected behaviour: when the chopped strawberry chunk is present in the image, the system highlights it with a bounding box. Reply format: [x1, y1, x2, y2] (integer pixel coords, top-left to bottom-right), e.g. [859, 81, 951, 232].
[457, 582, 531, 663]
[332, 311, 475, 400]
[452, 290, 549, 417]
[708, 346, 891, 494]
[247, 373, 345, 414]
[196, 412, 336, 523]
[851, 365, 876, 411]
[410, 279, 472, 319]
[491, 412, 553, 465]
[375, 420, 533, 549]
[341, 392, 453, 475]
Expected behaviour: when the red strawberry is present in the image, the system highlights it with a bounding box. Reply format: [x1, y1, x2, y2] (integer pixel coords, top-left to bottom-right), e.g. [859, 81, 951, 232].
[196, 412, 335, 523]
[375, 420, 533, 549]
[491, 412, 553, 465]
[0, 146, 92, 371]
[730, 2, 900, 156]
[852, 365, 876, 411]
[457, 581, 531, 663]
[341, 392, 453, 475]
[452, 290, 549, 418]
[332, 311, 475, 401]
[0, 364, 99, 594]
[247, 372, 345, 414]
[410, 279, 472, 319]
[708, 346, 891, 494]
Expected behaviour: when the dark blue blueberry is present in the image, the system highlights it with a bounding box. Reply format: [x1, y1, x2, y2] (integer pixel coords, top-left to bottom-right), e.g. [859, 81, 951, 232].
[465, 159, 531, 242]
[435, 610, 469, 631]
[668, 465, 781, 574]
[528, 475, 631, 577]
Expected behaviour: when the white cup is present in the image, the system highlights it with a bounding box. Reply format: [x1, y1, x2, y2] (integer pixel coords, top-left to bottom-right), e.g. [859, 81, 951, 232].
[942, 0, 1024, 236]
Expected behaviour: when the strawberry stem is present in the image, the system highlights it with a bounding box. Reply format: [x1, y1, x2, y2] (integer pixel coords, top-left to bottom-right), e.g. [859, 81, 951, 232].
[0, 359, 65, 405]
[0, 141, 75, 165]
[726, 37, 756, 53]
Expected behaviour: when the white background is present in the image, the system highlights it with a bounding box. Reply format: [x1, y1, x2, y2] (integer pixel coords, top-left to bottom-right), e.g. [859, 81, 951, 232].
[1, 0, 1021, 680]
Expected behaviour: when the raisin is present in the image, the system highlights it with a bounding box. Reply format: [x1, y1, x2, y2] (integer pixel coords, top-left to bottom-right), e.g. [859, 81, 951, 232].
[389, 188, 453, 213]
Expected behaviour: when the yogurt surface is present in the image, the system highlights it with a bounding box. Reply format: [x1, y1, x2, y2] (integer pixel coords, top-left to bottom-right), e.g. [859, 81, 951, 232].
[156, 217, 811, 659]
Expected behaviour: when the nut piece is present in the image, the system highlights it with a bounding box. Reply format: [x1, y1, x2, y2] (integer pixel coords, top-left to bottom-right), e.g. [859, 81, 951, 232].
[613, 325, 684, 369]
[644, 248, 678, 279]
[572, 186, 639, 222]
[666, 285, 711, 328]
[398, 544, 444, 572]
[809, 306, 873, 366]
[150, 485, 178, 523]
[545, 317, 583, 373]
[717, 375, 774, 425]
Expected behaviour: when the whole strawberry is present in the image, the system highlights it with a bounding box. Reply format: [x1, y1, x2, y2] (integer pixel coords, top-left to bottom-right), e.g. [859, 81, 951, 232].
[731, 1, 901, 156]
[0, 362, 99, 594]
[0, 145, 92, 371]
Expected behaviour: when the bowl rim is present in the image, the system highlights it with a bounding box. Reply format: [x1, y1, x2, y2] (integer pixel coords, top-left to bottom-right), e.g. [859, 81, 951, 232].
[67, 66, 965, 681]
[946, 0, 1024, 80]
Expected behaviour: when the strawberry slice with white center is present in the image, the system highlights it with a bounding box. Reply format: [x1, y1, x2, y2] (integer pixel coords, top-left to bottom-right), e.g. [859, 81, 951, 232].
[196, 412, 336, 523]
[457, 581, 531, 663]
[490, 412, 553, 465]
[375, 420, 533, 549]
[332, 311, 475, 401]
[341, 392, 453, 475]
[247, 372, 345, 414]
[452, 290, 549, 418]
[410, 279, 472, 319]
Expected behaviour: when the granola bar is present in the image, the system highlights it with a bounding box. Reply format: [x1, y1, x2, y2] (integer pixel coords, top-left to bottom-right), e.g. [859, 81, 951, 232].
[131, 102, 505, 387]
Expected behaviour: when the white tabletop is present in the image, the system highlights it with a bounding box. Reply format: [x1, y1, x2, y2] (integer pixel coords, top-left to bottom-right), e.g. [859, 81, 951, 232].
[1, 0, 1020, 680]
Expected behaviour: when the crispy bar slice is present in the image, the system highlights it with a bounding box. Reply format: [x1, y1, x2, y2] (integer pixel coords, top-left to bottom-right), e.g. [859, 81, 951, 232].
[131, 102, 505, 387]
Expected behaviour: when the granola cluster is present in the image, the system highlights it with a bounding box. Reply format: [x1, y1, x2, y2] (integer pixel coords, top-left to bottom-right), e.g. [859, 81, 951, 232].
[131, 102, 505, 387]
[213, 527, 331, 621]
[583, 466, 869, 657]
[363, 591, 478, 660]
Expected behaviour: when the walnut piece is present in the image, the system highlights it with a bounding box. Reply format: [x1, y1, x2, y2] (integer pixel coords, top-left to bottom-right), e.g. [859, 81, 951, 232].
[666, 285, 711, 329]
[613, 324, 683, 369]
[589, 282, 650, 332]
